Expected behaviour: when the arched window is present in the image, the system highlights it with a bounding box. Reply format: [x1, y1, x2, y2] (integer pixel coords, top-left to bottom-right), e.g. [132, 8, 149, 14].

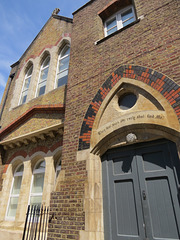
[55, 158, 61, 179]
[6, 164, 24, 219]
[36, 55, 50, 97]
[56, 45, 70, 88]
[19, 65, 33, 105]
[30, 160, 45, 206]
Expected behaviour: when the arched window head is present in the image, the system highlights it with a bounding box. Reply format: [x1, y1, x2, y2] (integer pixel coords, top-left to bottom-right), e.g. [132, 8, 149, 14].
[30, 160, 46, 206]
[36, 55, 50, 97]
[56, 45, 70, 88]
[6, 164, 24, 219]
[19, 65, 33, 105]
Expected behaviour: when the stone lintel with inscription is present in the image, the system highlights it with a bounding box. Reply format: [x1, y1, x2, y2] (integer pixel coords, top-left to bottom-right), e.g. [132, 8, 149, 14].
[96, 111, 168, 139]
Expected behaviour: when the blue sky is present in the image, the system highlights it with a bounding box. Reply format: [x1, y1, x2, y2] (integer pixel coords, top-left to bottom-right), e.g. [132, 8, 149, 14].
[0, 0, 88, 103]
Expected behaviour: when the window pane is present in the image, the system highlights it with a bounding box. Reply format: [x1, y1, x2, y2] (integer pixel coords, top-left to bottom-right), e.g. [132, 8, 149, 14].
[107, 26, 117, 35]
[62, 47, 70, 57]
[121, 8, 135, 27]
[107, 17, 117, 30]
[35, 160, 45, 170]
[31, 173, 44, 194]
[123, 17, 135, 27]
[12, 176, 22, 194]
[16, 164, 24, 173]
[20, 93, 27, 105]
[59, 55, 70, 72]
[42, 56, 50, 68]
[36, 56, 50, 97]
[122, 8, 133, 21]
[24, 77, 31, 89]
[56, 170, 61, 178]
[57, 70, 68, 87]
[20, 65, 32, 105]
[56, 46, 70, 88]
[38, 85, 46, 96]
[30, 196, 42, 206]
[7, 197, 18, 217]
[56, 160, 61, 178]
[27, 66, 33, 76]
[40, 67, 49, 81]
[118, 93, 137, 110]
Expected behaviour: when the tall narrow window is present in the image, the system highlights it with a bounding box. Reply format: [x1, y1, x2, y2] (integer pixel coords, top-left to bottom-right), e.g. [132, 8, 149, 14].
[104, 6, 136, 36]
[6, 164, 24, 219]
[30, 160, 45, 206]
[37, 55, 50, 97]
[19, 65, 33, 105]
[56, 46, 70, 88]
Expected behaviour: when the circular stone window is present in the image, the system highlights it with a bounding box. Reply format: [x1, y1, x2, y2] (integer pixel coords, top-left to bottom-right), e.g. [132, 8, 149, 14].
[118, 93, 137, 110]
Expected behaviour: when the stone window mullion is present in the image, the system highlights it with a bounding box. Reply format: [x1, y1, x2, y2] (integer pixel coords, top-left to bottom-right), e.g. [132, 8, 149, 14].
[42, 156, 56, 206]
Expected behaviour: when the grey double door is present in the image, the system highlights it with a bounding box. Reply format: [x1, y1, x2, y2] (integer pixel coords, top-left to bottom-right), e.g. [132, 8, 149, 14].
[102, 140, 180, 240]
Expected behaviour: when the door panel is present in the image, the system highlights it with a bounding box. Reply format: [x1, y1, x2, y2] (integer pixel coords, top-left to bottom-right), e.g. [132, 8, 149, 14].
[137, 143, 180, 240]
[147, 178, 179, 239]
[102, 140, 180, 240]
[142, 151, 166, 172]
[104, 151, 145, 240]
[115, 180, 139, 237]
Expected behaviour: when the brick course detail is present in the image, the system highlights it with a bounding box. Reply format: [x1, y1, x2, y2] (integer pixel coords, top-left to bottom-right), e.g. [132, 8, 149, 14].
[3, 140, 63, 173]
[78, 65, 180, 150]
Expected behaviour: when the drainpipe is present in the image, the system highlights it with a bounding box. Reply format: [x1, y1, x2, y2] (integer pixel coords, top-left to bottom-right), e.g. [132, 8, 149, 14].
[0, 73, 15, 123]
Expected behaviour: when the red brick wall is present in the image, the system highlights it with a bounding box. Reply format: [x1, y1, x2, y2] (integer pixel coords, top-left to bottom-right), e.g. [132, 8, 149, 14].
[48, 0, 180, 239]
[65, 0, 180, 161]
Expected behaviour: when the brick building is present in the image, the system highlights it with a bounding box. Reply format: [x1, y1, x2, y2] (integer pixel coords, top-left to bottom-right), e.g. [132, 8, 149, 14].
[0, 0, 180, 239]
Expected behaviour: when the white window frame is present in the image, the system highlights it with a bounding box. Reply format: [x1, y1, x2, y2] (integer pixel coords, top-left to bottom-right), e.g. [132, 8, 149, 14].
[36, 55, 50, 97]
[55, 45, 70, 88]
[6, 164, 24, 220]
[104, 5, 136, 37]
[19, 65, 33, 105]
[29, 160, 46, 206]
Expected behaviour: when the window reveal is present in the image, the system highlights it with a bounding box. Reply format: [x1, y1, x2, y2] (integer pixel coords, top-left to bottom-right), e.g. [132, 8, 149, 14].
[105, 6, 136, 36]
[6, 164, 24, 219]
[29, 160, 45, 206]
[56, 45, 70, 88]
[36, 56, 50, 97]
[19, 65, 33, 105]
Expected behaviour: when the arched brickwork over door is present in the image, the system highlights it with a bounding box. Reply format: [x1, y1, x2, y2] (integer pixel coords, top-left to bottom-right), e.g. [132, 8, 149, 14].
[78, 65, 180, 150]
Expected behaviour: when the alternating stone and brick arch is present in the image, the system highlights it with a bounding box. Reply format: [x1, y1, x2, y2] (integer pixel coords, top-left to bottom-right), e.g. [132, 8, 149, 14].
[3, 141, 62, 174]
[78, 65, 180, 150]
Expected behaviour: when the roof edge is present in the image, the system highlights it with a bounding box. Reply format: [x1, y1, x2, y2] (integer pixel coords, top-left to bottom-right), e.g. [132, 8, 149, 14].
[73, 0, 95, 15]
[52, 14, 73, 22]
[10, 14, 73, 68]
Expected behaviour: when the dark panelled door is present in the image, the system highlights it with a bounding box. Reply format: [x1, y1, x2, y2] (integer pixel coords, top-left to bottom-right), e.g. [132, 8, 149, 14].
[102, 140, 180, 240]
